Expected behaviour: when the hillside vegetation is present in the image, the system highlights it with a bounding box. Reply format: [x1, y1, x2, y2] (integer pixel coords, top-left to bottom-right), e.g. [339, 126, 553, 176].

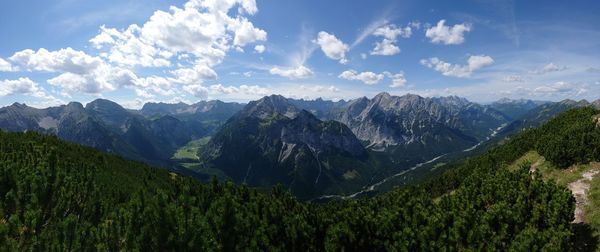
[1, 107, 599, 250]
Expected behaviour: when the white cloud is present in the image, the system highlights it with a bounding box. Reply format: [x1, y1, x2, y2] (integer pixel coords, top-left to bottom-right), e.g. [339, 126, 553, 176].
[425, 20, 472, 45]
[314, 31, 349, 64]
[373, 24, 412, 40]
[351, 13, 390, 48]
[0, 78, 61, 106]
[10, 48, 103, 74]
[89, 0, 266, 71]
[384, 72, 407, 88]
[134, 88, 156, 98]
[338, 70, 384, 85]
[254, 44, 265, 53]
[209, 84, 270, 96]
[503, 75, 524, 82]
[269, 65, 313, 79]
[371, 39, 400, 56]
[300, 85, 340, 93]
[0, 0, 272, 102]
[182, 84, 208, 99]
[134, 76, 176, 96]
[171, 63, 217, 85]
[228, 17, 267, 46]
[420, 55, 494, 77]
[360, 53, 367, 60]
[0, 78, 42, 97]
[243, 71, 253, 77]
[9, 47, 144, 95]
[529, 62, 568, 74]
[90, 25, 171, 67]
[408, 21, 421, 29]
[370, 24, 411, 56]
[533, 81, 586, 96]
[0, 58, 17, 72]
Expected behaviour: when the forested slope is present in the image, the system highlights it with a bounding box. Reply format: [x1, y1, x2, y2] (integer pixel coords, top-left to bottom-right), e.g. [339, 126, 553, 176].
[1, 107, 599, 250]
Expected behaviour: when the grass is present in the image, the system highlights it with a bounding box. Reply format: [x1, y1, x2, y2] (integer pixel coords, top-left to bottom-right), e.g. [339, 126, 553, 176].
[509, 151, 600, 250]
[172, 137, 211, 160]
[584, 163, 600, 240]
[506, 150, 598, 187]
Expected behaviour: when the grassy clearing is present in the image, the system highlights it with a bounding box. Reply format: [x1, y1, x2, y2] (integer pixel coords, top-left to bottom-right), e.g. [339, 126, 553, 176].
[172, 137, 211, 160]
[507, 150, 598, 187]
[509, 151, 600, 248]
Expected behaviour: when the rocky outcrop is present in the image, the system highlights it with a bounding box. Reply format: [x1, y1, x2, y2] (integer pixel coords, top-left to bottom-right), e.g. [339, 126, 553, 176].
[198, 95, 369, 199]
[337, 92, 508, 149]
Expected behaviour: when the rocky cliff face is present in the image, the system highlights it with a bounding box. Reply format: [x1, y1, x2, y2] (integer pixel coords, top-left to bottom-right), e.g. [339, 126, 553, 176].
[0, 99, 216, 166]
[198, 95, 370, 199]
[337, 93, 508, 149]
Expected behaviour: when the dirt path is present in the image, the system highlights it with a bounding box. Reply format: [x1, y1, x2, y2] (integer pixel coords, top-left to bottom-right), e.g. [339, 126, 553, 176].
[568, 169, 599, 223]
[529, 158, 544, 173]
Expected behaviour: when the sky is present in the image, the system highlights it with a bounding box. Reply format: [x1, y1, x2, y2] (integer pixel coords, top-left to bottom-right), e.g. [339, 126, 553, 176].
[1, 0, 599, 108]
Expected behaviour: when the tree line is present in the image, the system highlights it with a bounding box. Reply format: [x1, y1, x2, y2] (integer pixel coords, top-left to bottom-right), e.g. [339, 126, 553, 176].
[1, 107, 598, 250]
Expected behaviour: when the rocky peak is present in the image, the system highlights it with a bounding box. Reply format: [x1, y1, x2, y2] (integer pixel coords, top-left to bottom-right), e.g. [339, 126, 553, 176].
[435, 95, 470, 108]
[85, 99, 132, 127]
[10, 102, 28, 109]
[559, 99, 590, 107]
[86, 99, 127, 113]
[593, 99, 600, 109]
[242, 95, 300, 119]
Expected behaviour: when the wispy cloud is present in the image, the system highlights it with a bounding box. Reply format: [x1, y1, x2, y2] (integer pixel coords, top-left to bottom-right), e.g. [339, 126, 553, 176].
[351, 6, 397, 48]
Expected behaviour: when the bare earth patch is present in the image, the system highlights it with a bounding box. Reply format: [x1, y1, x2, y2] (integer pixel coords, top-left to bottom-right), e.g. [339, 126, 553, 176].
[569, 169, 600, 223]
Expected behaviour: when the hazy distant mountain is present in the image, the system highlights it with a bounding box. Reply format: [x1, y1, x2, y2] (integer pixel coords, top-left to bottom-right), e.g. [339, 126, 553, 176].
[288, 98, 350, 120]
[335, 93, 510, 165]
[197, 95, 372, 199]
[3, 94, 588, 199]
[140, 100, 244, 133]
[0, 99, 241, 166]
[141, 100, 243, 117]
[489, 98, 549, 120]
[495, 99, 592, 138]
[593, 99, 600, 109]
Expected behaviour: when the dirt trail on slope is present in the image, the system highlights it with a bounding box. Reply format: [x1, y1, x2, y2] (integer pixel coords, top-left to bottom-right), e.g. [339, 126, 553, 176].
[569, 168, 599, 223]
[529, 158, 544, 173]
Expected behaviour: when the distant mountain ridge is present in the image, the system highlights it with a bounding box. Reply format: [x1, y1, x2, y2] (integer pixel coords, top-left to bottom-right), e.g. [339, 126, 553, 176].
[0, 99, 243, 167]
[489, 98, 550, 120]
[1, 93, 597, 198]
[337, 93, 508, 165]
[197, 95, 372, 199]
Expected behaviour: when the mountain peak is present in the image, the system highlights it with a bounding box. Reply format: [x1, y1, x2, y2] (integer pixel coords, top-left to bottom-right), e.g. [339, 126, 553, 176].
[86, 99, 126, 112]
[66, 102, 84, 110]
[593, 99, 600, 109]
[241, 95, 299, 119]
[559, 99, 590, 107]
[9, 102, 28, 108]
[374, 92, 392, 99]
[435, 95, 470, 108]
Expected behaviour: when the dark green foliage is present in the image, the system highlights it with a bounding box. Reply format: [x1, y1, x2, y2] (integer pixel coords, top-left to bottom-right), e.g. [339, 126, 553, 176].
[535, 107, 600, 168]
[2, 107, 598, 250]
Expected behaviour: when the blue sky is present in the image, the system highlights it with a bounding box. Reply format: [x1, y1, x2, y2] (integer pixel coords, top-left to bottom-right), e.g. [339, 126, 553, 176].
[0, 0, 599, 108]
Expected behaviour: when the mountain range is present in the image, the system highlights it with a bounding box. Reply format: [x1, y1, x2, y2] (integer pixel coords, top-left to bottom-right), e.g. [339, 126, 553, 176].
[1, 93, 599, 198]
[0, 99, 243, 166]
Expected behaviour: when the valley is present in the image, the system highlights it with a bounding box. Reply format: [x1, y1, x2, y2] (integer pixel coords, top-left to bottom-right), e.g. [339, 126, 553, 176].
[2, 93, 598, 199]
[2, 0, 599, 250]
[2, 105, 598, 250]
